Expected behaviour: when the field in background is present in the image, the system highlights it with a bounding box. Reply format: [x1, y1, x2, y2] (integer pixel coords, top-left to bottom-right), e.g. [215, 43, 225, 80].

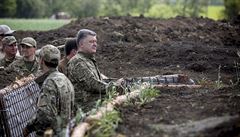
[201, 5, 225, 20]
[0, 5, 224, 31]
[0, 19, 71, 31]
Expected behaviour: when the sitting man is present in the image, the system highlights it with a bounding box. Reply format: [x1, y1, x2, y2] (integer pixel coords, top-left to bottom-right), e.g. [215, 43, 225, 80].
[6, 37, 39, 77]
[0, 36, 21, 68]
[23, 44, 75, 137]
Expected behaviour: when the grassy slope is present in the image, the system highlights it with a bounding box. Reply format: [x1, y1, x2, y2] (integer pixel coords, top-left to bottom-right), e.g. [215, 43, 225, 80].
[0, 19, 71, 31]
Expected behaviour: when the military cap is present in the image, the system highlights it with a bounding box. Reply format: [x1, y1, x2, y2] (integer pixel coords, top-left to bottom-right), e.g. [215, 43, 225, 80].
[40, 44, 60, 63]
[0, 25, 15, 35]
[20, 37, 37, 48]
[2, 36, 17, 46]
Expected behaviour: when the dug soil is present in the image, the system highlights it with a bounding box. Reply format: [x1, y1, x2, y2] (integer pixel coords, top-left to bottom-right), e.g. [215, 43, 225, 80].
[1, 16, 240, 136]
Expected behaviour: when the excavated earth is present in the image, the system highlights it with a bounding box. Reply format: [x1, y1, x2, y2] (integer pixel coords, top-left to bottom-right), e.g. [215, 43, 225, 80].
[1, 16, 240, 136]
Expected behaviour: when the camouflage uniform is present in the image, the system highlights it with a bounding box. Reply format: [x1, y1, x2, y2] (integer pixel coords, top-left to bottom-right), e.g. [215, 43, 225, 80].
[6, 57, 39, 76]
[67, 52, 107, 111]
[0, 36, 21, 67]
[26, 45, 75, 136]
[5, 37, 39, 77]
[0, 54, 21, 67]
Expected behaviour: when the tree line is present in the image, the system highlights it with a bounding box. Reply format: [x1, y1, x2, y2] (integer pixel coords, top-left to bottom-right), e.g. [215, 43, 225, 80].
[0, 0, 239, 19]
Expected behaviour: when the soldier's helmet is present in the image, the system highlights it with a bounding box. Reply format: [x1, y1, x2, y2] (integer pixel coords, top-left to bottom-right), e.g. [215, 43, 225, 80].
[40, 44, 60, 63]
[0, 25, 15, 35]
[2, 36, 17, 46]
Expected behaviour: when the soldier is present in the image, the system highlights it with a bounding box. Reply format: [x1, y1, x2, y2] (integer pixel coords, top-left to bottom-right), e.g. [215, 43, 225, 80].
[23, 44, 75, 137]
[67, 29, 123, 112]
[6, 37, 39, 77]
[0, 36, 21, 68]
[58, 38, 77, 75]
[0, 25, 15, 59]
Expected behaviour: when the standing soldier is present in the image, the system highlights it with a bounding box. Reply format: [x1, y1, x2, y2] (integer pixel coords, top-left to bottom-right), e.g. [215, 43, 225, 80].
[0, 36, 21, 68]
[0, 25, 15, 59]
[6, 37, 39, 77]
[23, 44, 75, 137]
[58, 38, 77, 75]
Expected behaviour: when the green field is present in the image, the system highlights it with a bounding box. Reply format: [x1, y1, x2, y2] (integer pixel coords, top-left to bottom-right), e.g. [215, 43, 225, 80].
[146, 4, 225, 20]
[201, 5, 225, 20]
[0, 19, 71, 31]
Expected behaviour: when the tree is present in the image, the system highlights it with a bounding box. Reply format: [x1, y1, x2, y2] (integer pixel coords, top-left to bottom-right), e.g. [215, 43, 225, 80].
[172, 0, 209, 17]
[224, 0, 240, 19]
[68, 0, 100, 18]
[0, 0, 16, 17]
[16, 0, 46, 18]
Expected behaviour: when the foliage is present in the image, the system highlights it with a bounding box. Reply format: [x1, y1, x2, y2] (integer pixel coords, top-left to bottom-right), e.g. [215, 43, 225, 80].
[200, 5, 225, 20]
[69, 0, 100, 18]
[224, 0, 240, 19]
[138, 88, 159, 105]
[89, 110, 122, 137]
[0, 18, 70, 31]
[16, 0, 46, 18]
[146, 4, 178, 18]
[0, 0, 16, 17]
[0, 0, 227, 20]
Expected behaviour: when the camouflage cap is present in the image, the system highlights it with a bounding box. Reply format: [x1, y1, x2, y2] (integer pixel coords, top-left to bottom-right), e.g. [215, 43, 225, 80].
[40, 44, 61, 63]
[2, 36, 17, 46]
[0, 25, 15, 35]
[20, 37, 37, 48]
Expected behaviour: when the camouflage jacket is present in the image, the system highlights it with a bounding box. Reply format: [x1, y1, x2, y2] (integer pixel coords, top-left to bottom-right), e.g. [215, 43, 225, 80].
[6, 57, 39, 77]
[67, 52, 107, 111]
[0, 55, 21, 68]
[58, 57, 69, 75]
[26, 69, 75, 136]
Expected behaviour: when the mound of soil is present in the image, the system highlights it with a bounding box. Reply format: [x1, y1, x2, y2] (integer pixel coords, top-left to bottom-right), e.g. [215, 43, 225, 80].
[117, 86, 240, 137]
[13, 16, 240, 81]
[1, 16, 240, 136]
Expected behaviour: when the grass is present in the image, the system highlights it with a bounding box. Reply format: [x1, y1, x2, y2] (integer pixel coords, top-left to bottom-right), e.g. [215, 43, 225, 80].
[0, 18, 71, 31]
[201, 5, 225, 20]
[146, 4, 225, 20]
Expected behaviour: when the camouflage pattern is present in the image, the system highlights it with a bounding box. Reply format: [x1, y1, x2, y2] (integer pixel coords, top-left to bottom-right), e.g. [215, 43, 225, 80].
[2, 36, 16, 46]
[40, 44, 60, 63]
[6, 57, 39, 77]
[26, 69, 75, 136]
[67, 52, 107, 111]
[0, 55, 21, 68]
[20, 37, 37, 48]
[58, 57, 69, 75]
